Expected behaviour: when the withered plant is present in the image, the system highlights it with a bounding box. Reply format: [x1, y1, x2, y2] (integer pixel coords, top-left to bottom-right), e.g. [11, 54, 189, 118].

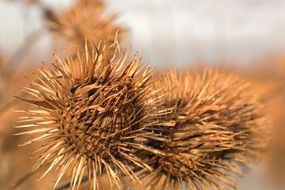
[45, 0, 123, 50]
[138, 69, 269, 190]
[16, 40, 173, 190]
[0, 55, 10, 108]
[24, 0, 39, 5]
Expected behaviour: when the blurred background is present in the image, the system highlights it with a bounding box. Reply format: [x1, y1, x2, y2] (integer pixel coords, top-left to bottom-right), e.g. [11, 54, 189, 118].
[0, 0, 285, 189]
[1, 0, 285, 68]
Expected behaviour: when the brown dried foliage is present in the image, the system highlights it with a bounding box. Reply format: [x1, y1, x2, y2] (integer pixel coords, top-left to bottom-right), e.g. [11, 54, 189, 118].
[16, 41, 173, 190]
[138, 69, 269, 190]
[24, 0, 39, 5]
[0, 55, 9, 107]
[45, 0, 123, 50]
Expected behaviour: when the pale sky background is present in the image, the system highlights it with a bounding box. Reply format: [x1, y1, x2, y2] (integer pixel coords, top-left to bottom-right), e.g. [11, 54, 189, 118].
[0, 0, 285, 69]
[0, 0, 283, 189]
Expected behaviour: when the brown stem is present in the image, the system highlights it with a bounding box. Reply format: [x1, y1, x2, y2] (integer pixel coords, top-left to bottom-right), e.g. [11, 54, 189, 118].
[11, 171, 35, 190]
[55, 176, 88, 190]
[260, 83, 284, 103]
[7, 28, 45, 71]
[0, 29, 45, 117]
[0, 91, 25, 117]
[0, 98, 17, 116]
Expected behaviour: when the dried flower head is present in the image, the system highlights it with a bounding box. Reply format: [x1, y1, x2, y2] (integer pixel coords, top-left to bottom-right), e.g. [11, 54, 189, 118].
[24, 0, 39, 5]
[45, 0, 123, 49]
[16, 41, 172, 190]
[139, 69, 268, 190]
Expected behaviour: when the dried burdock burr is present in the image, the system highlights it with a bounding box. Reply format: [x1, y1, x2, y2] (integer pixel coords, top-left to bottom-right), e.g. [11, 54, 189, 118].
[138, 69, 269, 190]
[24, 0, 39, 5]
[16, 40, 173, 190]
[45, 0, 123, 50]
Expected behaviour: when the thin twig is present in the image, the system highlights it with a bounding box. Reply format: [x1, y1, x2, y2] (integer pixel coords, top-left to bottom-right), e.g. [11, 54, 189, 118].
[11, 171, 35, 190]
[0, 29, 45, 117]
[0, 91, 25, 117]
[6, 28, 46, 71]
[55, 176, 88, 190]
[0, 98, 17, 116]
[260, 83, 284, 103]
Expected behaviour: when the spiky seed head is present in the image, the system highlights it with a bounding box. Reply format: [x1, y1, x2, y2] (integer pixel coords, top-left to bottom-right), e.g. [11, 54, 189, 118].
[139, 69, 269, 190]
[16, 40, 172, 190]
[24, 0, 39, 5]
[141, 125, 240, 190]
[45, 0, 123, 49]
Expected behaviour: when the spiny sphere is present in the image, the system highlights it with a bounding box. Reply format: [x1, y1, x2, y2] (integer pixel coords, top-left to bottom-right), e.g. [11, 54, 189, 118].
[24, 0, 39, 5]
[16, 41, 172, 190]
[45, 0, 122, 49]
[139, 69, 268, 190]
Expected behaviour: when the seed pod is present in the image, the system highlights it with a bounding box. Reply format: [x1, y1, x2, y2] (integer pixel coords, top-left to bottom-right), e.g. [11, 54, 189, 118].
[16, 40, 172, 190]
[24, 0, 39, 5]
[139, 69, 269, 190]
[45, 0, 123, 50]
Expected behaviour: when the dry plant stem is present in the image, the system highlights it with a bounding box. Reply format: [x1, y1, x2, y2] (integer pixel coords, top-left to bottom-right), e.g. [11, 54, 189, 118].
[0, 98, 17, 116]
[0, 30, 44, 117]
[0, 91, 25, 117]
[0, 30, 44, 115]
[260, 83, 284, 103]
[11, 171, 35, 190]
[55, 176, 88, 190]
[7, 28, 45, 70]
[55, 176, 130, 190]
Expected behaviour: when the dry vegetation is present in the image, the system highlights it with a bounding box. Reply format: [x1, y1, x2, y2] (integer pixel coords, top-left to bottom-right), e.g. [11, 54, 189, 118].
[0, 0, 280, 190]
[45, 0, 123, 50]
